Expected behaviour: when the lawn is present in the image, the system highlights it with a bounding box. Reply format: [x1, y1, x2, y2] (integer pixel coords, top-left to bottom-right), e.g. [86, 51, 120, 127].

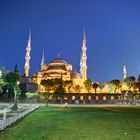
[0, 106, 140, 140]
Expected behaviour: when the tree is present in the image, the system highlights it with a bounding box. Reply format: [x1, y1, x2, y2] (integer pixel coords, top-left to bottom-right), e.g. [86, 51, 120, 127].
[53, 78, 65, 104]
[0, 67, 9, 95]
[110, 79, 120, 93]
[41, 79, 53, 92]
[39, 92, 52, 106]
[108, 84, 116, 93]
[98, 83, 105, 93]
[131, 81, 140, 99]
[136, 82, 140, 93]
[74, 85, 81, 93]
[0, 71, 5, 94]
[63, 80, 73, 93]
[26, 92, 39, 106]
[84, 79, 92, 93]
[92, 83, 98, 93]
[5, 72, 21, 86]
[41, 78, 68, 93]
[41, 78, 66, 104]
[124, 76, 136, 91]
[53, 78, 65, 93]
[0, 66, 10, 79]
[5, 72, 22, 110]
[137, 75, 140, 93]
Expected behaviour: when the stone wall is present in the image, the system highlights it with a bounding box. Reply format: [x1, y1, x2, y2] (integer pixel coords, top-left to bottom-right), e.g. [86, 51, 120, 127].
[49, 93, 121, 104]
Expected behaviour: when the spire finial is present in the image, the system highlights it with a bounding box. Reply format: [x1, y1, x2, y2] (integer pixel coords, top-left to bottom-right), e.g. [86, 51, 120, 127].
[41, 49, 45, 65]
[83, 26, 86, 40]
[57, 52, 60, 58]
[28, 28, 31, 41]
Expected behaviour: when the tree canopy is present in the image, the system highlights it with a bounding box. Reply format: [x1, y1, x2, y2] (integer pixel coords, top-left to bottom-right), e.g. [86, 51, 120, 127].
[41, 78, 72, 93]
[92, 83, 99, 93]
[110, 79, 120, 93]
[84, 79, 92, 93]
[5, 72, 21, 86]
[124, 76, 136, 90]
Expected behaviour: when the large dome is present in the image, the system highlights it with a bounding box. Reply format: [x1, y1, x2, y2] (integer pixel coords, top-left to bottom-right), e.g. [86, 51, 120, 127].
[47, 57, 68, 71]
[49, 57, 67, 65]
[43, 57, 72, 72]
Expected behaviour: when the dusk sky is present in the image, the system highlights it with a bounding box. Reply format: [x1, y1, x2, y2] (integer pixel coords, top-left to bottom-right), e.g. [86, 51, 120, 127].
[0, 0, 140, 82]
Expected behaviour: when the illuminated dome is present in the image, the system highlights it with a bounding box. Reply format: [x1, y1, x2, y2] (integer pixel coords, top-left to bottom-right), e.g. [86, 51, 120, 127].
[34, 57, 73, 81]
[47, 57, 67, 71]
[47, 57, 72, 71]
[49, 57, 67, 65]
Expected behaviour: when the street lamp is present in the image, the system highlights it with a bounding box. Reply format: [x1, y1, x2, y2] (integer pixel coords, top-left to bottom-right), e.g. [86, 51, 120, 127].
[17, 81, 20, 85]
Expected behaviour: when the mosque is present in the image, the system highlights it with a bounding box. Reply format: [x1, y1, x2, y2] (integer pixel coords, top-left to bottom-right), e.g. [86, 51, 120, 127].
[23, 31, 89, 93]
[23, 30, 128, 94]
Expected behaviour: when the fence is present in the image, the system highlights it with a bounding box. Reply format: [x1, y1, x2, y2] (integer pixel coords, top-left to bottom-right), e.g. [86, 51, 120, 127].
[0, 105, 39, 131]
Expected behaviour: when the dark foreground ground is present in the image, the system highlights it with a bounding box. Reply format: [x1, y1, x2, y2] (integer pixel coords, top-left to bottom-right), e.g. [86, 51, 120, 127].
[0, 106, 140, 140]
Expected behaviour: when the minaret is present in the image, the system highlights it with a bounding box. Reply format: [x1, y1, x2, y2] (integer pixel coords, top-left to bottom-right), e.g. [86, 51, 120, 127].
[123, 63, 127, 79]
[80, 29, 87, 81]
[24, 31, 31, 77]
[41, 49, 44, 66]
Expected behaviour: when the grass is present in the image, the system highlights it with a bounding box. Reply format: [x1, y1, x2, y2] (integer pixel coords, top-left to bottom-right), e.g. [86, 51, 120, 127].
[0, 106, 140, 140]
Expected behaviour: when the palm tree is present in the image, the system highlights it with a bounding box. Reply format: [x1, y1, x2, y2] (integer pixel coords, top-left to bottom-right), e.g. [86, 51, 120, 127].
[5, 72, 21, 110]
[92, 83, 99, 93]
[84, 79, 92, 93]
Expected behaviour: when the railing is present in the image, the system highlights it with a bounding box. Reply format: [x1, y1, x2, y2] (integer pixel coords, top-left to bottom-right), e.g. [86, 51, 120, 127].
[0, 105, 39, 131]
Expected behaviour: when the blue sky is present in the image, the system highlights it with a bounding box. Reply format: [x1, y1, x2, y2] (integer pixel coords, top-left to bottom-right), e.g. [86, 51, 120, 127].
[0, 0, 140, 82]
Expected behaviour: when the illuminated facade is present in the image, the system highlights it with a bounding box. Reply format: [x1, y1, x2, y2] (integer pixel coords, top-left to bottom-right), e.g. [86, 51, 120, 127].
[32, 31, 87, 93]
[27, 30, 131, 94]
